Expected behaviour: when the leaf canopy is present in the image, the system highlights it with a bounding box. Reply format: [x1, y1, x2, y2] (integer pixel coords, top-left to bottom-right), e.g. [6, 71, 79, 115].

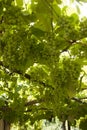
[0, 0, 87, 129]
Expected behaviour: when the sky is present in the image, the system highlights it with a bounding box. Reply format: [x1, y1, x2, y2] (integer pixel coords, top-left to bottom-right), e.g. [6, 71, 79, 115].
[79, 3, 87, 17]
[62, 0, 87, 17]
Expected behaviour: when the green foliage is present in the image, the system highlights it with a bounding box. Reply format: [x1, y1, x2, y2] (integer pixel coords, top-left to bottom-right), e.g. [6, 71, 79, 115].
[16, 0, 23, 7]
[79, 117, 87, 130]
[76, 0, 87, 3]
[0, 0, 87, 129]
